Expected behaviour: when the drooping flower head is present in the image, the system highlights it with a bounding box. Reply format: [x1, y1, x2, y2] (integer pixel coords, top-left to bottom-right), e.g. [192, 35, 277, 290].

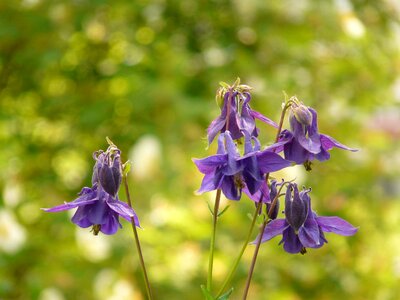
[269, 97, 357, 169]
[193, 131, 292, 201]
[207, 79, 278, 145]
[43, 143, 139, 235]
[256, 183, 357, 254]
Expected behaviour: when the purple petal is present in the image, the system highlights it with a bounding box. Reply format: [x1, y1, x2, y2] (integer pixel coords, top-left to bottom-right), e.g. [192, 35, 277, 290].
[320, 134, 358, 152]
[87, 198, 109, 224]
[240, 105, 257, 136]
[257, 219, 287, 243]
[220, 175, 241, 200]
[281, 227, 303, 254]
[43, 188, 98, 212]
[316, 216, 358, 236]
[283, 138, 312, 164]
[107, 199, 140, 227]
[256, 151, 292, 173]
[298, 217, 321, 248]
[197, 171, 223, 194]
[192, 154, 227, 174]
[290, 109, 321, 154]
[100, 212, 122, 234]
[71, 206, 92, 228]
[242, 130, 254, 154]
[100, 212, 121, 234]
[222, 132, 242, 176]
[243, 180, 270, 203]
[207, 116, 226, 145]
[250, 110, 278, 128]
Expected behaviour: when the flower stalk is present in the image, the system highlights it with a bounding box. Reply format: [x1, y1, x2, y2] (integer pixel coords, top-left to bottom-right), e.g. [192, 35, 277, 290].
[207, 189, 222, 291]
[241, 98, 292, 299]
[122, 174, 154, 300]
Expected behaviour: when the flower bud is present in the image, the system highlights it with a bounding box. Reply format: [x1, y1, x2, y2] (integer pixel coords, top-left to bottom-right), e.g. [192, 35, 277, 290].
[290, 98, 313, 126]
[284, 183, 308, 231]
[267, 199, 280, 220]
[266, 180, 280, 219]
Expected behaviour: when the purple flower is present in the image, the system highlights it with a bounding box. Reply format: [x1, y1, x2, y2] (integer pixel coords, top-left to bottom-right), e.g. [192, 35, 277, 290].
[269, 105, 357, 167]
[43, 145, 139, 235]
[207, 85, 277, 145]
[44, 185, 140, 235]
[193, 131, 292, 200]
[257, 183, 357, 254]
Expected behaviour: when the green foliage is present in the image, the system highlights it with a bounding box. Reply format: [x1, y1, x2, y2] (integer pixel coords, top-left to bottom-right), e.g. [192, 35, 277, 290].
[0, 0, 399, 299]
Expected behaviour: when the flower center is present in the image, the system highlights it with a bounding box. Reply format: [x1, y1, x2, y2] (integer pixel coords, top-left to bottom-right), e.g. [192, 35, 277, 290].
[91, 224, 101, 235]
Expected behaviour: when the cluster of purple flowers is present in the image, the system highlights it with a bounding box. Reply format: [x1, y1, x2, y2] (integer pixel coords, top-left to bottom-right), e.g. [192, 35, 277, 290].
[193, 82, 358, 254]
[43, 144, 139, 235]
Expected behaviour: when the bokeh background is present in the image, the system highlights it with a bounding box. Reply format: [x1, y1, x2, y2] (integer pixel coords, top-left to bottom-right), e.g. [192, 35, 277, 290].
[1, 0, 399, 299]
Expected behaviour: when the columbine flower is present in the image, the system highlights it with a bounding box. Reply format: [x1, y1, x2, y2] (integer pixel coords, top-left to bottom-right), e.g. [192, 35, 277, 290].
[43, 145, 139, 235]
[193, 131, 292, 200]
[257, 183, 357, 254]
[207, 81, 277, 145]
[269, 102, 357, 168]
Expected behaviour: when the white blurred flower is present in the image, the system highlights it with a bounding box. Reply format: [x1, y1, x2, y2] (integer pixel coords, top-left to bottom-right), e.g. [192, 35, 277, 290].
[75, 228, 110, 262]
[38, 287, 65, 300]
[3, 180, 22, 208]
[129, 135, 162, 181]
[94, 269, 142, 300]
[0, 209, 26, 253]
[335, 0, 366, 38]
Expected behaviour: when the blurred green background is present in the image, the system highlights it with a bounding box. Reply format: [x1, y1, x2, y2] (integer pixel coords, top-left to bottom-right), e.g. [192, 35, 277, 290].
[1, 0, 399, 299]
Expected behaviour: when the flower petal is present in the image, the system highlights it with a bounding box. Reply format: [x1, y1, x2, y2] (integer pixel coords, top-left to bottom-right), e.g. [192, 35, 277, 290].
[106, 199, 140, 227]
[256, 151, 292, 173]
[256, 219, 287, 243]
[290, 109, 321, 154]
[281, 227, 303, 254]
[243, 180, 270, 203]
[42, 188, 98, 212]
[207, 116, 226, 145]
[196, 171, 223, 194]
[316, 216, 358, 236]
[100, 212, 122, 235]
[192, 154, 227, 174]
[87, 198, 109, 224]
[320, 134, 358, 152]
[250, 110, 278, 128]
[220, 175, 241, 200]
[298, 217, 321, 248]
[71, 206, 92, 228]
[283, 137, 312, 164]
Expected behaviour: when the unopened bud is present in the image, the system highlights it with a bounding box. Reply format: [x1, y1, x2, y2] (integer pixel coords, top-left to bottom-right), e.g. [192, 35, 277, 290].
[267, 199, 280, 220]
[290, 97, 313, 126]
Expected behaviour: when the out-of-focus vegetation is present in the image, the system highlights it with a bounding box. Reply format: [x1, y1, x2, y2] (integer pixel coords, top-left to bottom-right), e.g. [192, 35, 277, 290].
[0, 0, 399, 299]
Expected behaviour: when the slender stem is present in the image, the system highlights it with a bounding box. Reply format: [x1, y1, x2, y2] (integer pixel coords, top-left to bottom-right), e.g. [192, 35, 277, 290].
[241, 220, 268, 300]
[241, 101, 291, 299]
[207, 189, 222, 291]
[216, 201, 262, 297]
[123, 176, 154, 300]
[206, 87, 234, 292]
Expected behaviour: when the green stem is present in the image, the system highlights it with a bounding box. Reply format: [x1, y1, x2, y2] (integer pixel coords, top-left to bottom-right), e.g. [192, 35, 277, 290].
[241, 100, 292, 299]
[207, 189, 222, 292]
[216, 201, 263, 297]
[241, 219, 268, 300]
[123, 176, 154, 300]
